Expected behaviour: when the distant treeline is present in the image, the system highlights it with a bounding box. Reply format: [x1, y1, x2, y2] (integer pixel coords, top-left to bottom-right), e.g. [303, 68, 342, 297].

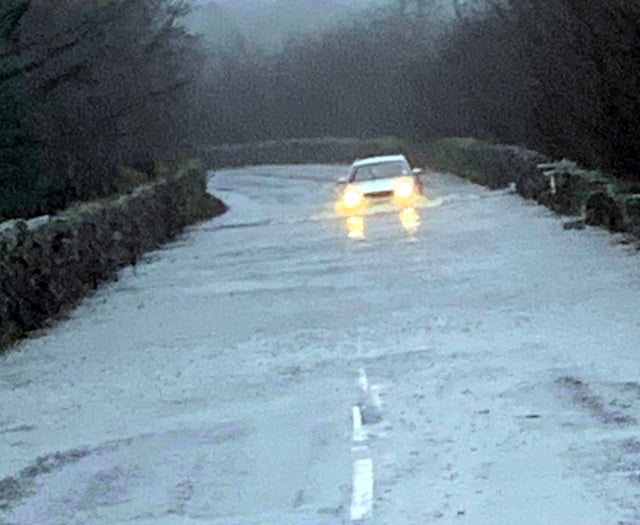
[2, 0, 640, 220]
[202, 0, 640, 181]
[0, 0, 203, 220]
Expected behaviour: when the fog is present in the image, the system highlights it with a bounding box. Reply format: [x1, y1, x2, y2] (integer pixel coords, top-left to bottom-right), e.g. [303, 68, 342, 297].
[183, 0, 449, 49]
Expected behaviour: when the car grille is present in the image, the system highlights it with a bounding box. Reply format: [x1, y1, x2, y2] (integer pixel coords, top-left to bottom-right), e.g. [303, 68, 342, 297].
[365, 190, 393, 198]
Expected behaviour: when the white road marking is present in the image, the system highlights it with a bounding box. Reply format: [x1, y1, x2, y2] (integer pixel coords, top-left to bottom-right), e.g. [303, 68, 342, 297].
[358, 368, 369, 393]
[352, 405, 367, 443]
[351, 369, 374, 521]
[350, 458, 374, 521]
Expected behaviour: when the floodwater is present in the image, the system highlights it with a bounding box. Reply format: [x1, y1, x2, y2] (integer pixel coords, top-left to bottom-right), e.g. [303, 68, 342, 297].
[1, 165, 639, 524]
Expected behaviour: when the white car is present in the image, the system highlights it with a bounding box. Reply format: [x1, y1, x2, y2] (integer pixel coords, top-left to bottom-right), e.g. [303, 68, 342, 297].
[334, 154, 423, 214]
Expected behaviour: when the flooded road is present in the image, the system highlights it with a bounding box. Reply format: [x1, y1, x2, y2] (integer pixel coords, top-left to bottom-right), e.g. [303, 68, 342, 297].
[1, 165, 639, 524]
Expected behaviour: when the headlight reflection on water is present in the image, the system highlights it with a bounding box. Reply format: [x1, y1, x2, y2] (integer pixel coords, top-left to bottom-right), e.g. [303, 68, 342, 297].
[346, 215, 365, 239]
[344, 208, 420, 239]
[399, 207, 420, 234]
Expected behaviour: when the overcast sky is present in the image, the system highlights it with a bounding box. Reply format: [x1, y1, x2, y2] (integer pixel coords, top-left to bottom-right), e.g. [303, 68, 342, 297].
[184, 0, 391, 49]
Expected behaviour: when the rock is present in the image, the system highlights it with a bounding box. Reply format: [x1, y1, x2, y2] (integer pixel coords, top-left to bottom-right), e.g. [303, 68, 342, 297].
[609, 233, 636, 246]
[585, 192, 628, 232]
[547, 169, 583, 214]
[517, 167, 548, 202]
[511, 151, 551, 201]
[563, 219, 586, 230]
[537, 163, 608, 216]
[624, 194, 640, 237]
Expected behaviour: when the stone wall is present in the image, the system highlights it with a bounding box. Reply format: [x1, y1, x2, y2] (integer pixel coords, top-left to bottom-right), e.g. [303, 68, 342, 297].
[421, 138, 640, 240]
[0, 159, 227, 349]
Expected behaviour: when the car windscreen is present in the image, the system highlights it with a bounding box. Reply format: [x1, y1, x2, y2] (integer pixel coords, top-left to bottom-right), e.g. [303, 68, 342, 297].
[350, 161, 408, 181]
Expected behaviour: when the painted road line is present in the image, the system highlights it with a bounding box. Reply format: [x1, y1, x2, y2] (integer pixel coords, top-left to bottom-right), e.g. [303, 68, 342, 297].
[350, 458, 374, 521]
[351, 368, 374, 521]
[352, 405, 367, 443]
[358, 368, 369, 394]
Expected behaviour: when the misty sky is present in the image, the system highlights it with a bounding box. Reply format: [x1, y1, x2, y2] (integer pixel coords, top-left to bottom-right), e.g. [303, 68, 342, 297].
[192, 0, 382, 8]
[184, 0, 396, 49]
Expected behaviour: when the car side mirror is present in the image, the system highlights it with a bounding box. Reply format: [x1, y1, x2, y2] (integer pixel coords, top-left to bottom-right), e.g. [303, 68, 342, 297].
[336, 176, 348, 186]
[411, 167, 424, 176]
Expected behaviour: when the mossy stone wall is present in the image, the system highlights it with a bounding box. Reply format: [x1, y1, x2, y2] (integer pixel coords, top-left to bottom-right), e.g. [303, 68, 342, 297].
[0, 160, 226, 350]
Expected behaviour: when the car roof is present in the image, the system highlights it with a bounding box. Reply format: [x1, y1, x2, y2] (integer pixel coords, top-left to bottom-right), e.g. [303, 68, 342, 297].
[351, 154, 408, 168]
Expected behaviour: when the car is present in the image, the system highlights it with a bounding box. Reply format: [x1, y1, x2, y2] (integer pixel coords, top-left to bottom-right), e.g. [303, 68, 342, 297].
[334, 154, 423, 214]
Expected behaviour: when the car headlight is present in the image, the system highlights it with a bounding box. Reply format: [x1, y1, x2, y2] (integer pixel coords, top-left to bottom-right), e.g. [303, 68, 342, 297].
[342, 186, 364, 208]
[394, 178, 415, 199]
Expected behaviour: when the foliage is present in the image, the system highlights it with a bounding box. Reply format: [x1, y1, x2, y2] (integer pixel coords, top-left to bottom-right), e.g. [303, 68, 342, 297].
[0, 0, 46, 220]
[0, 0, 203, 219]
